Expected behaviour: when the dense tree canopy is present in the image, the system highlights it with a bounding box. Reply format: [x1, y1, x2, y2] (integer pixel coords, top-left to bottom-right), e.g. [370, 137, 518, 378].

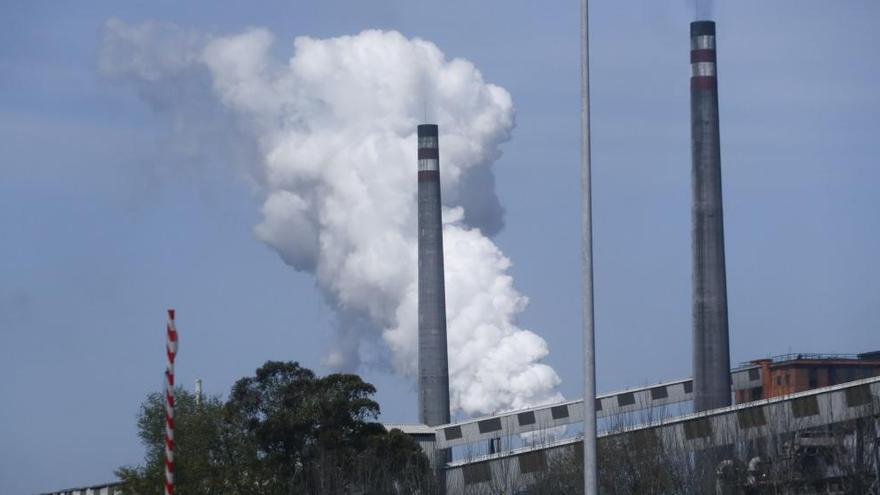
[117, 361, 436, 494]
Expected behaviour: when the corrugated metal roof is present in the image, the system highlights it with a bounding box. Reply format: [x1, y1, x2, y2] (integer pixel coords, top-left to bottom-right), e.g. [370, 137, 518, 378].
[383, 423, 435, 435]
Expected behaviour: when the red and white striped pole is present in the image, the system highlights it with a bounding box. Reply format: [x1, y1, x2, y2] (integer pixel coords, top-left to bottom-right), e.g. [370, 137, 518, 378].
[164, 309, 178, 495]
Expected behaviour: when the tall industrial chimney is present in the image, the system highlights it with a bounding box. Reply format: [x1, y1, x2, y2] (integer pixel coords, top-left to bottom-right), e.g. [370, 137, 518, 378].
[690, 21, 732, 412]
[417, 124, 451, 427]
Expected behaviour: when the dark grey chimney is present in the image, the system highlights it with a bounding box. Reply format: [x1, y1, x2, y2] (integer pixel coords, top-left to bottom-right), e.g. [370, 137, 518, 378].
[690, 21, 732, 412]
[417, 124, 451, 426]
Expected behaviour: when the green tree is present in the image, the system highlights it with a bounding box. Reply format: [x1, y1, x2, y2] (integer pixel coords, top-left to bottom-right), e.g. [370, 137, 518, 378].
[116, 389, 229, 494]
[118, 361, 436, 494]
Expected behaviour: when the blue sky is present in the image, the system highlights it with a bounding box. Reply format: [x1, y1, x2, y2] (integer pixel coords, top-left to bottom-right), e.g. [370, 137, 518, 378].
[2, 1, 878, 493]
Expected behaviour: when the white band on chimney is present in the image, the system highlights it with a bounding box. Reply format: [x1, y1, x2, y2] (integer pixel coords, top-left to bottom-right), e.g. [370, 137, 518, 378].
[691, 62, 716, 77]
[419, 158, 439, 171]
[691, 35, 715, 50]
[418, 135, 438, 149]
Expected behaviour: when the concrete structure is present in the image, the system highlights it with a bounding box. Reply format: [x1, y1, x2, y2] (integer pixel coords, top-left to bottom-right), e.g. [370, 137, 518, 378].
[690, 20, 732, 413]
[734, 352, 880, 404]
[435, 377, 695, 451]
[429, 351, 880, 452]
[417, 123, 451, 427]
[384, 423, 439, 466]
[41, 482, 123, 495]
[442, 376, 880, 493]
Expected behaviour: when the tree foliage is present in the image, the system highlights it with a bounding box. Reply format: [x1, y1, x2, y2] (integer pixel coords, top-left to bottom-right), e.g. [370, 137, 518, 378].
[117, 361, 436, 494]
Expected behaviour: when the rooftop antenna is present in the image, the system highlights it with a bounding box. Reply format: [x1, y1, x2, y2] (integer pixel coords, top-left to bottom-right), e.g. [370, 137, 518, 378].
[422, 91, 428, 124]
[195, 378, 202, 406]
[419, 72, 430, 124]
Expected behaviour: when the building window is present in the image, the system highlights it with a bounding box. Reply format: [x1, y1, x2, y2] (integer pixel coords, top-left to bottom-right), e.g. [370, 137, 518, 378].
[808, 368, 818, 388]
[478, 418, 502, 434]
[845, 385, 873, 408]
[463, 462, 492, 485]
[791, 395, 820, 418]
[737, 407, 767, 429]
[444, 426, 462, 441]
[550, 405, 569, 420]
[617, 392, 635, 407]
[683, 417, 712, 440]
[750, 387, 763, 401]
[775, 376, 782, 386]
[650, 386, 668, 400]
[518, 451, 547, 474]
[517, 411, 536, 426]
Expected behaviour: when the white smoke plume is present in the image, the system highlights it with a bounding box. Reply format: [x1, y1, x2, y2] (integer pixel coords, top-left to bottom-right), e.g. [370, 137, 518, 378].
[100, 20, 562, 415]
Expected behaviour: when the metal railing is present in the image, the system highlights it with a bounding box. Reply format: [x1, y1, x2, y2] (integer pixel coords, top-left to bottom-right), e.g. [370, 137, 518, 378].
[739, 352, 865, 367]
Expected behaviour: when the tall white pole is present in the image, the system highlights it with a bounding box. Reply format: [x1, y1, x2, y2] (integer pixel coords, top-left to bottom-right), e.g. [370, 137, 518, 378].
[580, 0, 599, 493]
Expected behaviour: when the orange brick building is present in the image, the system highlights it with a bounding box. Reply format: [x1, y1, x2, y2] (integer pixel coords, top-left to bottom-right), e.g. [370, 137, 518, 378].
[733, 351, 880, 404]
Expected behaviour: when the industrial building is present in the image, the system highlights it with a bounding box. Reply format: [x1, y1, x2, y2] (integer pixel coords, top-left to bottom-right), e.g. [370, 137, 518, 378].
[40, 482, 123, 495]
[734, 352, 880, 404]
[440, 376, 880, 494]
[403, 351, 880, 453]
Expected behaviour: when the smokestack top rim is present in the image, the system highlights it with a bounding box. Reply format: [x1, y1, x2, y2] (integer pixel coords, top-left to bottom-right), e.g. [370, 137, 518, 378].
[417, 124, 439, 137]
[690, 21, 716, 37]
